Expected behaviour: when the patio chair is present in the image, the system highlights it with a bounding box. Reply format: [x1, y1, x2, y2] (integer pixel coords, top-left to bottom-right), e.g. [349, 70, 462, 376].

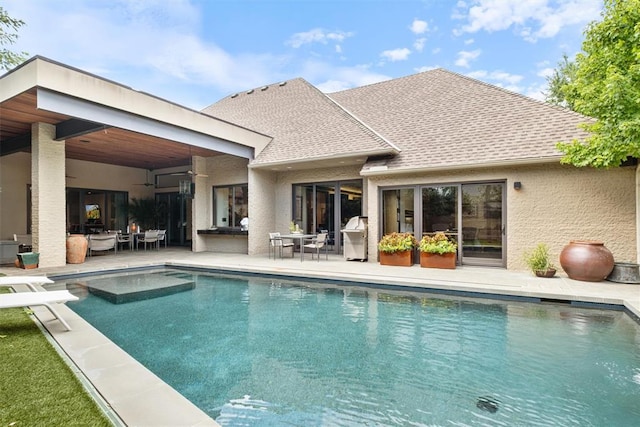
[87, 234, 117, 256]
[116, 231, 133, 251]
[137, 230, 159, 251]
[0, 289, 78, 331]
[157, 229, 167, 248]
[303, 232, 328, 261]
[269, 232, 294, 259]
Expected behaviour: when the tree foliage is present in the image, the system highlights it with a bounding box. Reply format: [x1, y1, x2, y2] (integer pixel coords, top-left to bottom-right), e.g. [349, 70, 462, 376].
[0, 6, 27, 71]
[556, 0, 640, 168]
[544, 54, 578, 110]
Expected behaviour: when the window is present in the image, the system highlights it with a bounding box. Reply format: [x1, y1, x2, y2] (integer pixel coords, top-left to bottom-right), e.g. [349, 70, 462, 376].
[212, 185, 248, 228]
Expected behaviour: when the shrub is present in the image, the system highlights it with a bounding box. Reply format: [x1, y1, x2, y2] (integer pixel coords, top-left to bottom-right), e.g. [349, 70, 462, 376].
[418, 232, 457, 254]
[378, 232, 417, 253]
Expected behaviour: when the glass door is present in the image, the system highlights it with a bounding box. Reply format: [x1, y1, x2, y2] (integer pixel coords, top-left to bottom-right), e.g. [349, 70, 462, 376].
[292, 180, 363, 253]
[381, 188, 415, 235]
[461, 183, 505, 266]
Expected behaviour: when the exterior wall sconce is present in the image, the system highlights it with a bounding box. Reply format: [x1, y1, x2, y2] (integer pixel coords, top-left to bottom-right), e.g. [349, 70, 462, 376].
[514, 181, 522, 190]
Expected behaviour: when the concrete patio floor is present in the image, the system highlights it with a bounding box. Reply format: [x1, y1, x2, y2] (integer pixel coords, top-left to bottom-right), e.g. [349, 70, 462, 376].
[2, 247, 639, 426]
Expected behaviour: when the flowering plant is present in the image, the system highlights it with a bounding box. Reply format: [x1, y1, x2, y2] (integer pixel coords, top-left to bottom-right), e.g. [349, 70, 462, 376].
[378, 232, 417, 253]
[418, 232, 457, 254]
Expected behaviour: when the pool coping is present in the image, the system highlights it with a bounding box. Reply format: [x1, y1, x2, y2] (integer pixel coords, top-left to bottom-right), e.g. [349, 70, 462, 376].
[9, 253, 640, 426]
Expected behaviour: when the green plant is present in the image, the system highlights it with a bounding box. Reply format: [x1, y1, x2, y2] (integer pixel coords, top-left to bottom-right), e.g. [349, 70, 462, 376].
[523, 243, 555, 272]
[418, 232, 457, 254]
[128, 198, 166, 230]
[378, 232, 417, 253]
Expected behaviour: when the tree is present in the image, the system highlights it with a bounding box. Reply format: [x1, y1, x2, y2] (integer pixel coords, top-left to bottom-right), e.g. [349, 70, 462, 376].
[556, 0, 640, 168]
[0, 6, 27, 71]
[544, 54, 578, 110]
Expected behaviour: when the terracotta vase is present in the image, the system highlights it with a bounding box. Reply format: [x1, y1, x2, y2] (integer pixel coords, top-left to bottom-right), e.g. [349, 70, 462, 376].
[420, 252, 456, 269]
[66, 234, 88, 264]
[559, 241, 614, 282]
[379, 250, 413, 266]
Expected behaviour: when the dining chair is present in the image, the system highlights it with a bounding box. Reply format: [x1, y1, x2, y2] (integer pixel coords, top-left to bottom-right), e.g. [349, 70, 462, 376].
[157, 229, 167, 248]
[303, 232, 328, 261]
[116, 231, 133, 251]
[269, 232, 294, 259]
[137, 230, 159, 251]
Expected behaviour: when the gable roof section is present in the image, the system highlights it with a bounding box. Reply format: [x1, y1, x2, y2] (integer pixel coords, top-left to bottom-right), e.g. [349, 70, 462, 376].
[203, 78, 397, 169]
[329, 68, 591, 174]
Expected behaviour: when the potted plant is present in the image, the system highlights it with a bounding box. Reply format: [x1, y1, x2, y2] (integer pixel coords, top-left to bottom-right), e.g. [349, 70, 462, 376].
[523, 243, 557, 277]
[378, 232, 417, 266]
[418, 232, 457, 269]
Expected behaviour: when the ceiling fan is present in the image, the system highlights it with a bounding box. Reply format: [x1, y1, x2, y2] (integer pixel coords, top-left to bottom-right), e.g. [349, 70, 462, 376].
[134, 169, 155, 187]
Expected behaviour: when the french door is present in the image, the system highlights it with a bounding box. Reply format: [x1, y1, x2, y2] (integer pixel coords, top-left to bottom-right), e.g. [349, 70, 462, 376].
[382, 181, 506, 267]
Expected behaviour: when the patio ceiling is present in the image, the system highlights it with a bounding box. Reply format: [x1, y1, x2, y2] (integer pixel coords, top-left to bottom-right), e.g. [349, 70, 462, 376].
[0, 88, 227, 170]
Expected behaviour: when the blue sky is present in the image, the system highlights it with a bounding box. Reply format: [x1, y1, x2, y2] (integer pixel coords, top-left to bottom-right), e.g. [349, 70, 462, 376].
[4, 0, 603, 110]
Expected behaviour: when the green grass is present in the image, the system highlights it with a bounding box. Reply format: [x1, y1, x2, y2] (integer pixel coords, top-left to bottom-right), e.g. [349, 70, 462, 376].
[0, 288, 112, 426]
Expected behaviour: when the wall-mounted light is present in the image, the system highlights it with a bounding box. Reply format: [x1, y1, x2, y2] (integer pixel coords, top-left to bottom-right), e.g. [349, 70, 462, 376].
[179, 180, 191, 195]
[514, 181, 522, 190]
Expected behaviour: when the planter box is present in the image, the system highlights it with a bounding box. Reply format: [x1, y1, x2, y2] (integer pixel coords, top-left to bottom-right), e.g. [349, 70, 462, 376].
[379, 250, 413, 266]
[420, 252, 456, 269]
[17, 252, 39, 269]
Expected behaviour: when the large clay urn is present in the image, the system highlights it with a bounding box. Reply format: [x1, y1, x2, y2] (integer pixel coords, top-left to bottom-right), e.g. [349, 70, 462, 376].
[559, 241, 614, 282]
[66, 234, 88, 264]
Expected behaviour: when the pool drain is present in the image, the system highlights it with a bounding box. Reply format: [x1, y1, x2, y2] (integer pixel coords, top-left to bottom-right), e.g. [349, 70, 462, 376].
[476, 396, 499, 413]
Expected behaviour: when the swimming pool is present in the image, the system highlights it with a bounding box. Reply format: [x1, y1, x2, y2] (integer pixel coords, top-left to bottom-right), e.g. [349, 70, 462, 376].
[61, 269, 640, 426]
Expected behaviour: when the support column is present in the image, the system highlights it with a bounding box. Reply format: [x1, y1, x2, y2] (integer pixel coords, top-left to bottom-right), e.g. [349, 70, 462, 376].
[32, 123, 67, 267]
[191, 155, 209, 252]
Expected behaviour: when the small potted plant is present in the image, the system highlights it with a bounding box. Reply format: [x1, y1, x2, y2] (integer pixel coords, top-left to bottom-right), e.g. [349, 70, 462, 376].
[378, 232, 417, 266]
[418, 232, 457, 269]
[523, 243, 557, 277]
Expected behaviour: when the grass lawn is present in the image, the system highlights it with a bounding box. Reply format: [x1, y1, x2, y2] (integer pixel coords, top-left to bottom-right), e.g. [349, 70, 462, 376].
[0, 287, 112, 426]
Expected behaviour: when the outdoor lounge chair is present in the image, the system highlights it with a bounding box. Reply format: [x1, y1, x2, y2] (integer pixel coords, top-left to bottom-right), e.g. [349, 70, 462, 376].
[0, 276, 54, 291]
[87, 234, 117, 256]
[0, 290, 78, 331]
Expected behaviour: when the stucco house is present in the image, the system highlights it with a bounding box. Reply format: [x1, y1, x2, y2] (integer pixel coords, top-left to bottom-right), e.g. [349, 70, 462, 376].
[1, 56, 637, 270]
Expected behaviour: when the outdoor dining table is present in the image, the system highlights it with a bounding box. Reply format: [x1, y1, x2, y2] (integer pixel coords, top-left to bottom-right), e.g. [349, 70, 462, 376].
[279, 233, 315, 262]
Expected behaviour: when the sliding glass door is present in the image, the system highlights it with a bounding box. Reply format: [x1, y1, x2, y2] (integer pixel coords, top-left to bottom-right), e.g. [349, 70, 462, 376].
[381, 182, 505, 267]
[461, 183, 504, 265]
[292, 180, 362, 253]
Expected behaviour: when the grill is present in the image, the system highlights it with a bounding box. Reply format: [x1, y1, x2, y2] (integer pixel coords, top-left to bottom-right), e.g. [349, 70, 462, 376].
[341, 216, 368, 261]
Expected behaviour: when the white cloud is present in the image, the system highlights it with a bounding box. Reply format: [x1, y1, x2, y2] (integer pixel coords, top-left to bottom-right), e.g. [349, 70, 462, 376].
[453, 0, 602, 42]
[455, 49, 481, 68]
[464, 38, 475, 45]
[537, 67, 554, 78]
[432, 47, 442, 54]
[380, 48, 412, 62]
[414, 37, 426, 52]
[415, 65, 439, 73]
[467, 69, 523, 85]
[410, 19, 429, 34]
[309, 62, 392, 92]
[286, 28, 354, 48]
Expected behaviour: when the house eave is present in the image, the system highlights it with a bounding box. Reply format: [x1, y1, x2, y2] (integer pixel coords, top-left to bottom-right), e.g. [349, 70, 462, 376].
[248, 148, 398, 171]
[360, 156, 564, 176]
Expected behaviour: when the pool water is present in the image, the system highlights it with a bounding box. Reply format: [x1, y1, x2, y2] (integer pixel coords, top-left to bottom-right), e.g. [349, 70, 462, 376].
[64, 270, 640, 426]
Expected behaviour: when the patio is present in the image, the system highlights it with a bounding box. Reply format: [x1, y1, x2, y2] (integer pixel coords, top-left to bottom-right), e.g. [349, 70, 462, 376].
[1, 249, 639, 426]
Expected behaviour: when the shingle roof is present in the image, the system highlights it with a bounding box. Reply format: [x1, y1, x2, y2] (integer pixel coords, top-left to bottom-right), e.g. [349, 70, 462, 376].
[204, 69, 591, 172]
[329, 68, 591, 172]
[202, 78, 397, 167]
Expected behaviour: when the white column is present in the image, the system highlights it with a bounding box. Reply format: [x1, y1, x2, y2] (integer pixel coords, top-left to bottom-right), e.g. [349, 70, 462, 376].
[191, 155, 209, 252]
[31, 122, 67, 267]
[248, 168, 276, 256]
